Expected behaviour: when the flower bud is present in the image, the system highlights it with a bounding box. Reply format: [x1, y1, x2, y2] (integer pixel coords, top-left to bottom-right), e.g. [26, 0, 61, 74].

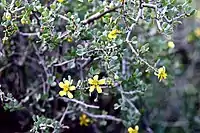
[2, 36, 8, 44]
[21, 17, 27, 24]
[168, 41, 175, 49]
[5, 12, 11, 20]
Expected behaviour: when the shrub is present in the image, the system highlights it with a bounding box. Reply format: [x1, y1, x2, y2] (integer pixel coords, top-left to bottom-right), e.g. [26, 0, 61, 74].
[0, 0, 195, 132]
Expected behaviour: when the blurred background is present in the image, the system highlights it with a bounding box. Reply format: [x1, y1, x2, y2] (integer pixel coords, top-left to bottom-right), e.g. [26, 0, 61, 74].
[141, 0, 200, 133]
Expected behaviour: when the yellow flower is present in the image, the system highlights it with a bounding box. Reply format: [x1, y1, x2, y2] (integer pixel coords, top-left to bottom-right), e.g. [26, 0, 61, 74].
[108, 29, 121, 40]
[194, 28, 200, 37]
[88, 75, 106, 93]
[79, 114, 90, 126]
[59, 80, 76, 98]
[57, 0, 64, 3]
[128, 125, 139, 133]
[67, 36, 73, 42]
[168, 41, 175, 49]
[154, 66, 167, 82]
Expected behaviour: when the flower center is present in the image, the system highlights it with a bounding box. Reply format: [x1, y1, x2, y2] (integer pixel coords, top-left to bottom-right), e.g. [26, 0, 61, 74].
[160, 71, 165, 76]
[63, 85, 69, 91]
[93, 80, 98, 86]
[82, 118, 86, 122]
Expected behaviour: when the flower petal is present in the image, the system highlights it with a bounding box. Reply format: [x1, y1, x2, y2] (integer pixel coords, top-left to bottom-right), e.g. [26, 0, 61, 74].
[80, 121, 83, 126]
[108, 33, 114, 39]
[79, 116, 83, 121]
[135, 125, 139, 131]
[164, 73, 168, 78]
[98, 79, 106, 85]
[64, 80, 70, 86]
[88, 78, 94, 85]
[128, 127, 134, 132]
[116, 30, 121, 33]
[84, 123, 88, 126]
[86, 118, 90, 123]
[93, 75, 99, 80]
[89, 86, 95, 92]
[59, 91, 66, 97]
[67, 91, 73, 99]
[108, 33, 117, 39]
[69, 86, 76, 91]
[158, 66, 165, 73]
[162, 66, 166, 71]
[96, 86, 102, 93]
[59, 82, 65, 88]
[82, 114, 86, 119]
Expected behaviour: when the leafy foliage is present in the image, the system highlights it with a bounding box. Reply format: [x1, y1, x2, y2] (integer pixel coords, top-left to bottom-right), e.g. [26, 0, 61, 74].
[0, 0, 195, 132]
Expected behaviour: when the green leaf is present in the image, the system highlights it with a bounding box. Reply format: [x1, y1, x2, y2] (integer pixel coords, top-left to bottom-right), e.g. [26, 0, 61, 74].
[15, 0, 22, 7]
[1, 0, 6, 6]
[189, 9, 196, 16]
[76, 45, 86, 56]
[186, 0, 192, 4]
[170, 0, 176, 4]
[78, 0, 84, 2]
[111, 56, 118, 60]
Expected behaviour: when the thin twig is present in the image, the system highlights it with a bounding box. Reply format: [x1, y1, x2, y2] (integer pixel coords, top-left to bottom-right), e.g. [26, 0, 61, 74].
[59, 106, 69, 125]
[122, 90, 143, 95]
[126, 5, 142, 42]
[81, 6, 122, 24]
[0, 63, 12, 73]
[19, 84, 43, 104]
[54, 59, 75, 67]
[57, 14, 69, 21]
[18, 32, 39, 36]
[61, 97, 99, 109]
[12, 6, 25, 13]
[33, 44, 50, 94]
[82, 110, 122, 122]
[125, 0, 158, 72]
[138, 57, 157, 71]
[10, 0, 16, 10]
[33, 44, 49, 77]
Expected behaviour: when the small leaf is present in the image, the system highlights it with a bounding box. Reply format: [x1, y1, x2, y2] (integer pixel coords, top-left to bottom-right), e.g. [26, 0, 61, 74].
[1, 0, 6, 6]
[111, 56, 118, 60]
[189, 9, 196, 16]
